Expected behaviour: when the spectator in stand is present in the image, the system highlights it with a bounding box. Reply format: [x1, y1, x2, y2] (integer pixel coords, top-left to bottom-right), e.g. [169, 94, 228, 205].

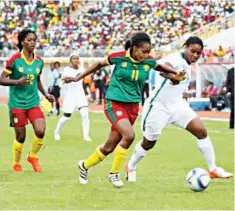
[216, 45, 226, 62]
[0, 1, 234, 55]
[202, 81, 218, 98]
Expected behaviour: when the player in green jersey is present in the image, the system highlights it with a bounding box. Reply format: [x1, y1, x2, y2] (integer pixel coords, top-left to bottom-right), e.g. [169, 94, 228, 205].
[0, 29, 54, 172]
[64, 32, 185, 187]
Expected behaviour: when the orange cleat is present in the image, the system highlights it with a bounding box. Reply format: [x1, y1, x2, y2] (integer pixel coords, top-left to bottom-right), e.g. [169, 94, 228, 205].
[13, 164, 22, 172]
[27, 156, 42, 172]
[209, 167, 233, 179]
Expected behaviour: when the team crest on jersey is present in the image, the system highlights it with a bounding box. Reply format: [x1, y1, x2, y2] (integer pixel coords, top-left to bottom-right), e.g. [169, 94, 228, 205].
[116, 111, 122, 116]
[36, 68, 40, 74]
[143, 65, 150, 71]
[122, 62, 127, 68]
[19, 67, 24, 72]
[14, 117, 18, 123]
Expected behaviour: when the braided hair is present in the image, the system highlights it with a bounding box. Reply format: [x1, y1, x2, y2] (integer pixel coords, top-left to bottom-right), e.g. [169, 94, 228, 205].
[17, 29, 37, 51]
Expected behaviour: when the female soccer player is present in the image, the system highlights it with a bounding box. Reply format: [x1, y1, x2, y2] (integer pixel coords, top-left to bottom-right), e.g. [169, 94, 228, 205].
[0, 29, 54, 172]
[64, 32, 185, 187]
[125, 36, 233, 182]
[54, 52, 92, 142]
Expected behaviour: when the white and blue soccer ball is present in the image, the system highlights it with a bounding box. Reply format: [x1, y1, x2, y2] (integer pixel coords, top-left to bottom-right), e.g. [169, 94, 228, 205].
[186, 168, 211, 192]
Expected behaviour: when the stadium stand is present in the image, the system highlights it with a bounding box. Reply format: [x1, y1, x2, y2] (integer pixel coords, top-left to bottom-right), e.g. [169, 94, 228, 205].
[0, 0, 234, 57]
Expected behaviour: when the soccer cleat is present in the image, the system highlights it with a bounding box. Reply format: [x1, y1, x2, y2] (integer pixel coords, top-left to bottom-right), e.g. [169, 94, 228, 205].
[54, 132, 60, 141]
[124, 163, 136, 182]
[209, 167, 233, 179]
[27, 156, 42, 172]
[13, 164, 22, 172]
[84, 136, 92, 142]
[78, 160, 88, 184]
[109, 173, 124, 188]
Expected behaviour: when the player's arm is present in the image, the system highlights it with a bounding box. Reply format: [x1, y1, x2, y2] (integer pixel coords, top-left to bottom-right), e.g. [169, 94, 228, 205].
[0, 70, 30, 86]
[63, 59, 109, 83]
[37, 75, 54, 103]
[154, 62, 186, 83]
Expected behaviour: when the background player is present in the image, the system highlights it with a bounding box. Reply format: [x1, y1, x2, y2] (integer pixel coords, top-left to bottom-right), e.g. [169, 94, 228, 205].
[125, 36, 233, 182]
[0, 29, 54, 172]
[54, 52, 92, 142]
[63, 32, 185, 187]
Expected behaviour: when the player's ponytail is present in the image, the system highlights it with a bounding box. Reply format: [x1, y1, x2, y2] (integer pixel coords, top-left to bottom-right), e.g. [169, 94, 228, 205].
[125, 40, 132, 51]
[183, 36, 204, 49]
[17, 29, 37, 51]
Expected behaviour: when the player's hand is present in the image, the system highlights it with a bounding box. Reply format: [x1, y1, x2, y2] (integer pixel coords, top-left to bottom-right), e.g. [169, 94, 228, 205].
[173, 71, 186, 82]
[63, 77, 77, 83]
[45, 93, 55, 103]
[17, 77, 30, 85]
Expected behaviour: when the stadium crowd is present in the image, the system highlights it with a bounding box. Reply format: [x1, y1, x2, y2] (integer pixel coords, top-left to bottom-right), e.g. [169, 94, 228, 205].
[0, 0, 234, 57]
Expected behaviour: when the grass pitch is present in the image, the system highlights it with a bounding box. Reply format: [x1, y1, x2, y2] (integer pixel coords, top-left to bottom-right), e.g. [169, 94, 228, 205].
[0, 106, 234, 210]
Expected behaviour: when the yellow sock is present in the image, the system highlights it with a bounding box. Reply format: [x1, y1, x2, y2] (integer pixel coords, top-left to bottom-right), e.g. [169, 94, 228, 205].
[110, 144, 128, 173]
[84, 146, 106, 169]
[29, 135, 44, 157]
[13, 140, 23, 165]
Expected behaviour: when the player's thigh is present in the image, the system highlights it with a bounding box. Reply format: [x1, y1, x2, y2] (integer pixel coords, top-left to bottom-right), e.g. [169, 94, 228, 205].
[28, 106, 46, 137]
[10, 108, 28, 127]
[77, 94, 88, 109]
[172, 101, 198, 129]
[141, 102, 170, 141]
[63, 97, 76, 114]
[104, 100, 135, 136]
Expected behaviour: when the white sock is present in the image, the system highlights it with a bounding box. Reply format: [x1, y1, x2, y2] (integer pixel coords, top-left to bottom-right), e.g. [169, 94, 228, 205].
[128, 141, 147, 171]
[55, 116, 70, 134]
[197, 136, 217, 171]
[80, 107, 90, 138]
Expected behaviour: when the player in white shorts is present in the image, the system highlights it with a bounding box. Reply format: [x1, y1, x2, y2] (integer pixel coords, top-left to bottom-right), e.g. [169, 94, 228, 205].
[125, 36, 233, 181]
[54, 52, 92, 142]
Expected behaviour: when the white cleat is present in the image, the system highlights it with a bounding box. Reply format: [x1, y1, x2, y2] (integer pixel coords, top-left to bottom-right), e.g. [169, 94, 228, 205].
[54, 132, 60, 141]
[124, 163, 136, 182]
[109, 173, 124, 188]
[78, 160, 88, 184]
[209, 167, 233, 179]
[84, 136, 92, 142]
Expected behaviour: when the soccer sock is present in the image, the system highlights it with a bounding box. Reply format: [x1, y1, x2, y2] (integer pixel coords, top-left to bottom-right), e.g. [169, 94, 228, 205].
[110, 144, 128, 174]
[128, 141, 147, 171]
[29, 135, 44, 158]
[197, 136, 217, 171]
[80, 107, 90, 138]
[13, 140, 23, 165]
[55, 116, 70, 134]
[84, 146, 106, 169]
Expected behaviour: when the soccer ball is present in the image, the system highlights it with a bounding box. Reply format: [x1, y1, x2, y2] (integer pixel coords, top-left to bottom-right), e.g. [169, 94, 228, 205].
[186, 168, 211, 192]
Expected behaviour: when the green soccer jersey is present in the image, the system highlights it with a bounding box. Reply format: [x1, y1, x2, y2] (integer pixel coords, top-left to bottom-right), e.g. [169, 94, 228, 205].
[4, 52, 44, 109]
[105, 50, 157, 103]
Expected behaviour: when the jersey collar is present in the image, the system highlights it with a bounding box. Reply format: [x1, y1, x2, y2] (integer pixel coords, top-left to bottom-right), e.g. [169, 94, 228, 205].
[125, 49, 140, 63]
[21, 50, 35, 65]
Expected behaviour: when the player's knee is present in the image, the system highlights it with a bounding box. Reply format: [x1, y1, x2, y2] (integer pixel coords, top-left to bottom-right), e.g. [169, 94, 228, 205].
[123, 132, 135, 144]
[35, 128, 45, 139]
[101, 146, 115, 155]
[17, 135, 26, 144]
[196, 128, 207, 139]
[142, 139, 156, 151]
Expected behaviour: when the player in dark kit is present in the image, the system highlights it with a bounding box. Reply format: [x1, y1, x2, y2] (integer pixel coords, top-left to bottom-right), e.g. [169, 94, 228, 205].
[0, 29, 54, 172]
[64, 32, 185, 187]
